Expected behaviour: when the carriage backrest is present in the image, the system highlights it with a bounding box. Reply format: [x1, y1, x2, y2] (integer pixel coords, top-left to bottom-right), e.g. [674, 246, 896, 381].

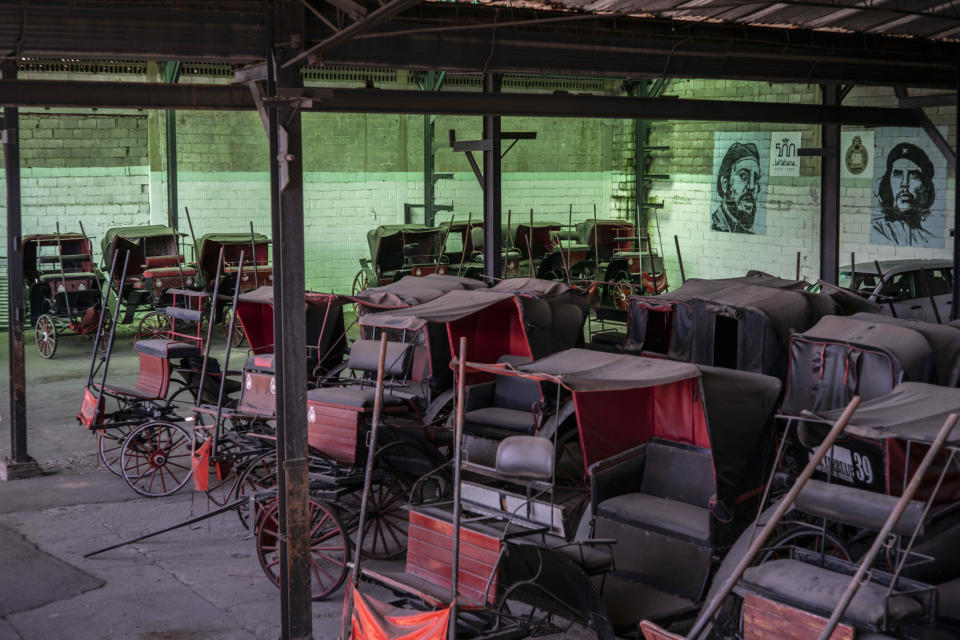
[795, 479, 925, 538]
[495, 436, 554, 481]
[640, 439, 715, 508]
[492, 354, 539, 411]
[347, 339, 413, 377]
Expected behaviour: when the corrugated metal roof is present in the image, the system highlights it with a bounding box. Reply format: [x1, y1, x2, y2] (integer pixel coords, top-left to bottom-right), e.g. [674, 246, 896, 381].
[468, 0, 960, 41]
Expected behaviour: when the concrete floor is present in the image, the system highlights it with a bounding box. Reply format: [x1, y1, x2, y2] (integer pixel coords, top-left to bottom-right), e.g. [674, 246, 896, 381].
[0, 331, 355, 639]
[0, 329, 595, 639]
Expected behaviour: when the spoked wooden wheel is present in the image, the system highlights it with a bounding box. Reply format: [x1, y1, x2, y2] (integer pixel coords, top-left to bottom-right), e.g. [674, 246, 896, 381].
[759, 526, 852, 564]
[351, 269, 368, 296]
[137, 310, 171, 340]
[233, 450, 278, 529]
[256, 497, 350, 601]
[608, 271, 634, 311]
[35, 314, 58, 359]
[221, 307, 245, 348]
[342, 477, 410, 560]
[119, 421, 193, 497]
[97, 425, 134, 476]
[96, 313, 113, 354]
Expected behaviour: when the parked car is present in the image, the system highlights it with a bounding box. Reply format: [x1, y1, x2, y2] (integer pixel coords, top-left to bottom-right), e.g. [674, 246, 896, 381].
[836, 258, 953, 323]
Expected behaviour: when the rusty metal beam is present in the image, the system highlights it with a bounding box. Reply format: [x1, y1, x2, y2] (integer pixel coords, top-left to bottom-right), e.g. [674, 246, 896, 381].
[1, 60, 39, 481]
[265, 1, 311, 637]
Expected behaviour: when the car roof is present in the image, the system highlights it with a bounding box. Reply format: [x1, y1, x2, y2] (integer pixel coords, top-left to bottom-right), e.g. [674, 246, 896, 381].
[839, 258, 953, 273]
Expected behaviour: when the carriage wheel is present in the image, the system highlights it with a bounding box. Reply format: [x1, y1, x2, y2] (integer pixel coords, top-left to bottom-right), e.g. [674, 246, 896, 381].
[119, 421, 193, 497]
[137, 311, 171, 340]
[342, 477, 410, 560]
[256, 497, 350, 601]
[165, 381, 197, 412]
[608, 271, 634, 311]
[97, 425, 134, 476]
[221, 307, 245, 348]
[233, 450, 278, 529]
[35, 314, 58, 359]
[351, 269, 369, 296]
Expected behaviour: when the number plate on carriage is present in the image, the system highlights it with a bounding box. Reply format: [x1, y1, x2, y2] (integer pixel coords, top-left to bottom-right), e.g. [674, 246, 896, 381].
[810, 443, 883, 492]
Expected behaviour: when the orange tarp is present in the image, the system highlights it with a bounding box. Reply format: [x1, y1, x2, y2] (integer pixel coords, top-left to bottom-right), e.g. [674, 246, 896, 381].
[348, 587, 451, 640]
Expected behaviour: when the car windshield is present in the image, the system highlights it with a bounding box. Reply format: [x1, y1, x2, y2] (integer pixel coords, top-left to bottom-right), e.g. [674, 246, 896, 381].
[839, 271, 882, 295]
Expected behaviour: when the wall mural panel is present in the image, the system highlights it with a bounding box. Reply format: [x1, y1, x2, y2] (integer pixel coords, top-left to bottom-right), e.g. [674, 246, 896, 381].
[871, 127, 947, 248]
[710, 131, 769, 235]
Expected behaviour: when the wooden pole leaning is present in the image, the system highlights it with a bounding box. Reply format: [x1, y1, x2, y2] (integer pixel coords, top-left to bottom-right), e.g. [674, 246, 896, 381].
[449, 336, 468, 640]
[817, 413, 959, 640]
[684, 396, 862, 640]
[340, 333, 390, 640]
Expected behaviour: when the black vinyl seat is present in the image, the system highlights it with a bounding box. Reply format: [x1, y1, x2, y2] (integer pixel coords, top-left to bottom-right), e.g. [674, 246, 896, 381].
[134, 338, 202, 359]
[592, 439, 716, 600]
[307, 339, 413, 409]
[463, 355, 540, 438]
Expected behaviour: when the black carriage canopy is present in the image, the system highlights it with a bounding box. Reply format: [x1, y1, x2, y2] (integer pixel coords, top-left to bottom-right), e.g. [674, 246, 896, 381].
[574, 219, 633, 242]
[625, 271, 812, 359]
[783, 313, 960, 415]
[514, 349, 782, 513]
[808, 382, 960, 446]
[366, 224, 443, 260]
[350, 273, 487, 311]
[101, 225, 184, 265]
[357, 278, 589, 360]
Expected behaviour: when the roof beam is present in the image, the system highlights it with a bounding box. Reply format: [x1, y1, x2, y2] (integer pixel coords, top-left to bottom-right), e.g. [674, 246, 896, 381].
[0, 79, 922, 126]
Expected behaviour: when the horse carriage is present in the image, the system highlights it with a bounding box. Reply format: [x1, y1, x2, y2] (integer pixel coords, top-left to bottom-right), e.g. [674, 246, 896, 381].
[438, 218, 522, 279]
[23, 229, 103, 358]
[101, 225, 197, 333]
[352, 224, 450, 295]
[77, 246, 212, 495]
[641, 385, 960, 640]
[535, 219, 669, 313]
[345, 347, 782, 639]
[625, 273, 839, 381]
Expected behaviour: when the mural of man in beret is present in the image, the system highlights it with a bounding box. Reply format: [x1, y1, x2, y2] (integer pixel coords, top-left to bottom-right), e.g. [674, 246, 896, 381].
[711, 141, 763, 234]
[872, 142, 938, 247]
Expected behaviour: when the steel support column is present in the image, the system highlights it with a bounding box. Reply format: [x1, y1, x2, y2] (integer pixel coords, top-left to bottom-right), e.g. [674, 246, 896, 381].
[266, 2, 310, 637]
[163, 62, 182, 228]
[482, 72, 502, 280]
[820, 85, 841, 285]
[1, 60, 38, 480]
[953, 70, 960, 320]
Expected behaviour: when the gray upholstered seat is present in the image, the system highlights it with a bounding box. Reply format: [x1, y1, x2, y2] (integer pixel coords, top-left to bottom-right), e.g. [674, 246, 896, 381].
[163, 306, 203, 323]
[306, 386, 406, 409]
[495, 436, 553, 480]
[464, 406, 537, 436]
[596, 493, 711, 542]
[134, 339, 201, 359]
[463, 355, 540, 438]
[740, 558, 924, 629]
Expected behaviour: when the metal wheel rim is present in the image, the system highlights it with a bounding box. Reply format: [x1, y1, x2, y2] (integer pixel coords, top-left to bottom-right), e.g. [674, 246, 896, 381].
[119, 421, 193, 497]
[256, 499, 350, 600]
[35, 315, 57, 358]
